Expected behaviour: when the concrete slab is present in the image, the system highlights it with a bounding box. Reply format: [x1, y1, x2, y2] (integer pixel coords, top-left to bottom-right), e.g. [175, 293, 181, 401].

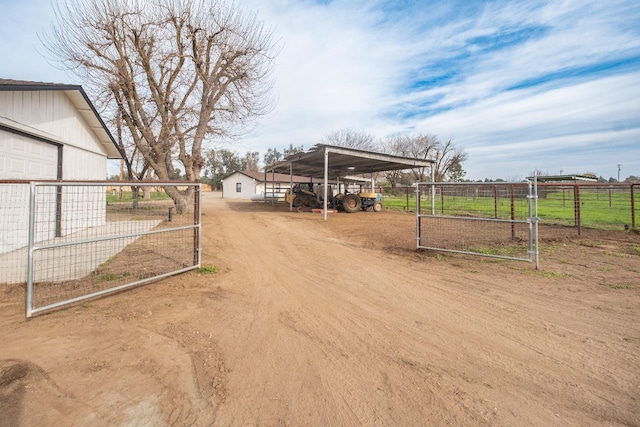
[0, 220, 160, 284]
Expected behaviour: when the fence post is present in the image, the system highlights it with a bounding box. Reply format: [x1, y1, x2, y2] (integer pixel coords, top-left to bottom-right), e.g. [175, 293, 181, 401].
[405, 186, 409, 211]
[631, 184, 636, 229]
[415, 185, 421, 248]
[511, 185, 515, 239]
[193, 185, 201, 267]
[574, 185, 581, 235]
[493, 185, 498, 219]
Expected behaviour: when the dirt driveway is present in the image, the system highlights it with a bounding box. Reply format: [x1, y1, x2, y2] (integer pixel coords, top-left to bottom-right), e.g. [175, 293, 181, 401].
[1, 192, 639, 426]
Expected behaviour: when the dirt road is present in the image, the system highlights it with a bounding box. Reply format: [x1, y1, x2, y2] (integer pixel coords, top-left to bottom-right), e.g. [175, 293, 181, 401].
[1, 192, 639, 426]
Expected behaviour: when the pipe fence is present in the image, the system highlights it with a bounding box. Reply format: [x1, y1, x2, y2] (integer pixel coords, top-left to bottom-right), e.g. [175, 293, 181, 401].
[0, 181, 201, 317]
[381, 182, 638, 234]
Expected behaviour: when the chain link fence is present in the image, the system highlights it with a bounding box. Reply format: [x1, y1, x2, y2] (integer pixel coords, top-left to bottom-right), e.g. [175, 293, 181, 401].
[0, 181, 201, 317]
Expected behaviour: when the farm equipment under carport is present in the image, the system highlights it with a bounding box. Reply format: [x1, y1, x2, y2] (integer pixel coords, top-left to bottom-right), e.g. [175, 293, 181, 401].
[335, 191, 383, 213]
[285, 183, 383, 213]
[285, 183, 321, 209]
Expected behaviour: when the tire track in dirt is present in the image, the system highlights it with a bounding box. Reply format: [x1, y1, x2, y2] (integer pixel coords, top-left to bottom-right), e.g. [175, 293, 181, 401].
[206, 200, 495, 425]
[203, 196, 639, 426]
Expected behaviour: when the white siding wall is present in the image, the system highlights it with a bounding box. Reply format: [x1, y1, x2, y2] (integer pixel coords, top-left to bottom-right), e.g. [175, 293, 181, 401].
[0, 90, 108, 166]
[0, 90, 110, 254]
[222, 173, 257, 199]
[60, 146, 108, 235]
[62, 144, 107, 180]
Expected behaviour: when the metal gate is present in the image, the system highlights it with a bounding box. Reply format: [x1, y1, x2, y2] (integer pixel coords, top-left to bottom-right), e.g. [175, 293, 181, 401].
[416, 181, 538, 268]
[6, 181, 202, 317]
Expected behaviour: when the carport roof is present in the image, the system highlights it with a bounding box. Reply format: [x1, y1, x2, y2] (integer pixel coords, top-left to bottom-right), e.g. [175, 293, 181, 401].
[266, 144, 434, 180]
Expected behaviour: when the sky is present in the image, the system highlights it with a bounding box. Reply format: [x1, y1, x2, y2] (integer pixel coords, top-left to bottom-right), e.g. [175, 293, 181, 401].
[1, 0, 639, 181]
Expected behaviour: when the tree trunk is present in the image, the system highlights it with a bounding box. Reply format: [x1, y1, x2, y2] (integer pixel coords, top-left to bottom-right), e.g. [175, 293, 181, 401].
[164, 185, 194, 214]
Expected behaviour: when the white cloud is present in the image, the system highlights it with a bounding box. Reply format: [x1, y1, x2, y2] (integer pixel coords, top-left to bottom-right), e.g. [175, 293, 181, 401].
[2, 0, 639, 180]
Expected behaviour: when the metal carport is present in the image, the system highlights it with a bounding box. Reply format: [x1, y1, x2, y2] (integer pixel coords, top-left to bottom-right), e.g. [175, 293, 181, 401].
[265, 144, 435, 220]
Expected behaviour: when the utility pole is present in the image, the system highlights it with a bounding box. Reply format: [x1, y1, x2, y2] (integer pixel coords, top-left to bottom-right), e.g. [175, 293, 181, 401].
[617, 164, 622, 182]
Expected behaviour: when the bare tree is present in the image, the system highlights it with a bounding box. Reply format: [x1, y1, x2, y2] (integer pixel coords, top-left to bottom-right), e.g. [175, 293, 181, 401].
[380, 135, 411, 187]
[322, 129, 378, 151]
[384, 134, 467, 182]
[43, 0, 277, 212]
[431, 138, 467, 182]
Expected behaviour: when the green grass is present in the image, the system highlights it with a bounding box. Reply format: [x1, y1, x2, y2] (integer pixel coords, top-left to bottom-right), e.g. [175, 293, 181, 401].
[522, 269, 569, 279]
[106, 190, 171, 204]
[468, 245, 522, 257]
[382, 188, 638, 231]
[98, 272, 130, 282]
[198, 265, 218, 274]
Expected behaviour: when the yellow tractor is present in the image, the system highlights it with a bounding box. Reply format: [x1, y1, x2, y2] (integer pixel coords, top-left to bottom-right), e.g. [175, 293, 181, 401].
[335, 191, 383, 213]
[285, 183, 320, 209]
[286, 183, 383, 213]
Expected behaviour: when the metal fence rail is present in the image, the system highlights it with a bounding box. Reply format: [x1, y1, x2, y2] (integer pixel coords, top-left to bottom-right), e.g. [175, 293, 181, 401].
[0, 181, 201, 317]
[416, 181, 538, 267]
[537, 183, 637, 234]
[382, 182, 637, 234]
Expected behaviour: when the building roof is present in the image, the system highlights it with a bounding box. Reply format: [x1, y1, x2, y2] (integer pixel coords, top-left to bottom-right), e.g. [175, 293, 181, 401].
[528, 174, 599, 182]
[266, 144, 434, 180]
[226, 170, 333, 183]
[0, 78, 123, 159]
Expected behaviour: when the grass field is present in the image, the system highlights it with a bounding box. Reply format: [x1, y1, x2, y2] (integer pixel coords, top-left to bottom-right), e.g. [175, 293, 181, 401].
[382, 187, 639, 230]
[106, 190, 170, 204]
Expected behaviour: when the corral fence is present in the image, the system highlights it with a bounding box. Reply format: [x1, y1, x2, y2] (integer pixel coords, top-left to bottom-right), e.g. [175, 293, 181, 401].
[415, 181, 539, 267]
[536, 182, 637, 234]
[381, 183, 638, 234]
[0, 181, 201, 317]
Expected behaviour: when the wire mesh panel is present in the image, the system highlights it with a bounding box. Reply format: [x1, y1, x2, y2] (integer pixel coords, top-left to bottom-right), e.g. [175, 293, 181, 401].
[537, 183, 637, 232]
[416, 182, 538, 266]
[5, 181, 202, 317]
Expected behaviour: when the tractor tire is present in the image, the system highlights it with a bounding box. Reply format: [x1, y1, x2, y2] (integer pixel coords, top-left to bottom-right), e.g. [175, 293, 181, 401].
[307, 198, 319, 209]
[373, 201, 383, 212]
[292, 196, 303, 208]
[299, 196, 317, 208]
[342, 194, 361, 213]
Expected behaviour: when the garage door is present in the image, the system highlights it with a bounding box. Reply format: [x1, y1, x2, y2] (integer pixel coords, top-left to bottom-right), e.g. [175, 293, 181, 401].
[0, 130, 58, 180]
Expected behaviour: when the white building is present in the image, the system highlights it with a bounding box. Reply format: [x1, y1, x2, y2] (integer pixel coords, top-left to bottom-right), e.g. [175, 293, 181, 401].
[222, 170, 318, 200]
[0, 78, 122, 254]
[222, 170, 371, 201]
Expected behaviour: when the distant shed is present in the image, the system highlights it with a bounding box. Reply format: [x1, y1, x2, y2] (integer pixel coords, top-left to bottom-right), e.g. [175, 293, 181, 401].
[222, 170, 327, 199]
[528, 174, 598, 183]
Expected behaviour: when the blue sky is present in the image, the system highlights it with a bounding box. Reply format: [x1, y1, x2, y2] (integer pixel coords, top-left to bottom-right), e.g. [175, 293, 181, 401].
[1, 0, 639, 180]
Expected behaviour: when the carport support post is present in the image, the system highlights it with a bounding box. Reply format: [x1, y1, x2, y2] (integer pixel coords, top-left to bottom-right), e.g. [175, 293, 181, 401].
[289, 162, 294, 211]
[323, 147, 329, 221]
[272, 170, 276, 206]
